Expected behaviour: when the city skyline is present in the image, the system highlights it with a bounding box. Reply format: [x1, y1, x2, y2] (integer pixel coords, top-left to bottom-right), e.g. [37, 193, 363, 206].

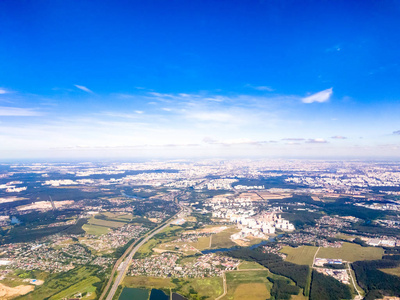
[1, 0, 399, 159]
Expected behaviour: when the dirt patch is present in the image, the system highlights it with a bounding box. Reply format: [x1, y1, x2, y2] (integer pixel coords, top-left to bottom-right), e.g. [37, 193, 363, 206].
[0, 283, 34, 299]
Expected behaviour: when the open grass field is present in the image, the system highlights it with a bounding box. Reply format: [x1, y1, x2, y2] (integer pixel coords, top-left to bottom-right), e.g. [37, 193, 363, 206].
[290, 292, 309, 300]
[88, 217, 126, 228]
[222, 270, 271, 300]
[102, 212, 133, 222]
[82, 224, 110, 235]
[135, 239, 160, 257]
[317, 242, 383, 262]
[232, 283, 269, 300]
[237, 261, 266, 270]
[190, 236, 211, 250]
[49, 276, 100, 300]
[181, 277, 223, 299]
[123, 276, 176, 289]
[210, 226, 240, 249]
[379, 266, 400, 277]
[280, 245, 318, 266]
[18, 266, 100, 300]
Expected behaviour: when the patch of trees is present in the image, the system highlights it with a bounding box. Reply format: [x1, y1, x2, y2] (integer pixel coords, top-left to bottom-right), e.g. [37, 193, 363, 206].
[268, 277, 300, 300]
[2, 218, 87, 243]
[228, 248, 309, 289]
[353, 237, 368, 247]
[352, 259, 400, 297]
[322, 263, 346, 269]
[309, 270, 352, 300]
[281, 210, 322, 229]
[191, 213, 212, 224]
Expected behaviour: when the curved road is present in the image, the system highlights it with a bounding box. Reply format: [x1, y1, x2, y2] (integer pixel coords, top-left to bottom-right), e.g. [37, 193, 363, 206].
[104, 206, 186, 300]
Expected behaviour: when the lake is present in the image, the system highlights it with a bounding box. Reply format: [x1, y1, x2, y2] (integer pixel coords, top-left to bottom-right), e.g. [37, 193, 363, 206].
[119, 287, 149, 300]
[149, 289, 169, 300]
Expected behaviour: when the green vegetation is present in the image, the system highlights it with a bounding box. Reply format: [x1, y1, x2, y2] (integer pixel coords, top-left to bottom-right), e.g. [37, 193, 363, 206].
[223, 270, 271, 300]
[210, 226, 240, 249]
[268, 277, 300, 300]
[49, 276, 100, 300]
[309, 270, 352, 300]
[179, 277, 223, 300]
[190, 236, 211, 251]
[123, 276, 176, 290]
[16, 266, 103, 300]
[280, 246, 318, 266]
[380, 266, 400, 277]
[123, 276, 223, 300]
[318, 242, 383, 262]
[82, 224, 110, 235]
[88, 217, 126, 228]
[228, 248, 309, 291]
[3, 218, 87, 244]
[237, 261, 266, 270]
[352, 258, 400, 298]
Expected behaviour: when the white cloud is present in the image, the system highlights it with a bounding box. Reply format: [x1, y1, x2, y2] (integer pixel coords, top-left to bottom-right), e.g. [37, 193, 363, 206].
[0, 106, 41, 116]
[393, 130, 400, 135]
[74, 85, 93, 93]
[188, 112, 235, 123]
[331, 135, 347, 139]
[0, 88, 9, 94]
[254, 86, 274, 91]
[282, 138, 305, 141]
[306, 138, 328, 144]
[302, 88, 333, 103]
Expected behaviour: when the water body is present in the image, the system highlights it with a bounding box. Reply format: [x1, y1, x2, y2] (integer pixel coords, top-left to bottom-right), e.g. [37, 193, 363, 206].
[10, 216, 21, 225]
[201, 234, 283, 254]
[119, 287, 149, 300]
[171, 293, 188, 300]
[149, 289, 169, 300]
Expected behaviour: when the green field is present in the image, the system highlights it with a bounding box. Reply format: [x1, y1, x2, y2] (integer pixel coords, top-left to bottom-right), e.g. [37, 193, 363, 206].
[222, 270, 272, 300]
[179, 277, 223, 299]
[210, 226, 240, 249]
[123, 276, 176, 289]
[280, 243, 383, 265]
[280, 245, 318, 266]
[82, 224, 110, 235]
[17, 266, 102, 300]
[237, 261, 266, 270]
[190, 236, 211, 251]
[380, 266, 400, 277]
[49, 276, 100, 300]
[88, 218, 126, 228]
[135, 239, 160, 257]
[317, 242, 383, 262]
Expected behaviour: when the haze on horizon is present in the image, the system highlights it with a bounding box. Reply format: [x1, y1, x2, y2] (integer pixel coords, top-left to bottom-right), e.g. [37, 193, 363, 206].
[0, 0, 400, 160]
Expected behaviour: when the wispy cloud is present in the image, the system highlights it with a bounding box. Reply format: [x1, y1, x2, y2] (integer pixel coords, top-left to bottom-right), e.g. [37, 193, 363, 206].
[331, 135, 347, 139]
[203, 137, 267, 146]
[74, 85, 93, 93]
[393, 130, 400, 135]
[0, 106, 41, 116]
[306, 138, 328, 144]
[246, 84, 274, 92]
[282, 138, 305, 141]
[0, 88, 10, 94]
[302, 88, 333, 103]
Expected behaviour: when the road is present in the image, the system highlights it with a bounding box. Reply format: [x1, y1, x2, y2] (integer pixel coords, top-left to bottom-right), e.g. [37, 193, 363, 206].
[347, 262, 362, 299]
[104, 205, 186, 300]
[215, 272, 227, 300]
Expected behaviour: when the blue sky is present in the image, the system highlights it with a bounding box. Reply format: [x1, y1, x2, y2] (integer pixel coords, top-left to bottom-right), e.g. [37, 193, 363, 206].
[0, 0, 399, 159]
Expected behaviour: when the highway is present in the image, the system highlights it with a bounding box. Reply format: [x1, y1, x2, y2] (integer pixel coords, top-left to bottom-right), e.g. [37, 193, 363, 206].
[104, 205, 187, 300]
